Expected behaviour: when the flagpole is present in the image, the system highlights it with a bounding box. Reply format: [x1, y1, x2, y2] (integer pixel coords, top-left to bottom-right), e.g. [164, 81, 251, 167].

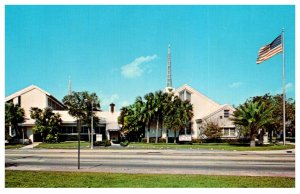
[282, 28, 286, 145]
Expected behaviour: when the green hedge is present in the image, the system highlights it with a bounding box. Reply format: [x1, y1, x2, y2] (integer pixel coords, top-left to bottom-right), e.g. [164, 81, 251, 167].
[120, 140, 129, 147]
[141, 137, 168, 143]
[191, 138, 251, 145]
[93, 140, 111, 147]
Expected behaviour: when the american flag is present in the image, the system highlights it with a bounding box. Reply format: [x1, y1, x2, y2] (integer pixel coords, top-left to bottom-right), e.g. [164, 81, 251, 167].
[256, 34, 283, 64]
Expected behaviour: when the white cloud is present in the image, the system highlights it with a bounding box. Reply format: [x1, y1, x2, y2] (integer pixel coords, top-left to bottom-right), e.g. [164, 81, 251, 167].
[285, 82, 293, 93]
[110, 94, 119, 102]
[100, 93, 119, 110]
[274, 82, 294, 94]
[121, 55, 157, 78]
[121, 101, 130, 107]
[228, 81, 243, 88]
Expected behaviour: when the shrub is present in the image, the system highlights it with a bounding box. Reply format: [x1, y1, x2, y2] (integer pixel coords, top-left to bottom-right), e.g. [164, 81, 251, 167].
[158, 138, 166, 143]
[105, 139, 111, 147]
[141, 138, 147, 143]
[5, 132, 13, 144]
[149, 138, 155, 143]
[140, 137, 156, 143]
[286, 137, 295, 143]
[93, 140, 111, 147]
[237, 137, 251, 144]
[203, 138, 222, 143]
[167, 137, 175, 143]
[192, 139, 202, 144]
[45, 134, 60, 143]
[120, 140, 129, 147]
[93, 141, 106, 146]
[203, 122, 222, 139]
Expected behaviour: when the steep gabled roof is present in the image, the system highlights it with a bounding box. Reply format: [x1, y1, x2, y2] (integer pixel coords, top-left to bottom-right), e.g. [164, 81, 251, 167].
[5, 85, 50, 102]
[5, 85, 64, 107]
[175, 84, 220, 107]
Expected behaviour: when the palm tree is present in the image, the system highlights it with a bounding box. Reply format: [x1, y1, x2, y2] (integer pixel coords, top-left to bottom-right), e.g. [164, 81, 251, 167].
[62, 91, 100, 146]
[118, 106, 131, 130]
[231, 100, 274, 147]
[163, 96, 180, 143]
[143, 92, 155, 143]
[161, 92, 173, 143]
[180, 100, 194, 135]
[162, 93, 174, 143]
[153, 91, 165, 144]
[118, 97, 146, 142]
[163, 96, 193, 143]
[5, 102, 25, 138]
[131, 96, 145, 138]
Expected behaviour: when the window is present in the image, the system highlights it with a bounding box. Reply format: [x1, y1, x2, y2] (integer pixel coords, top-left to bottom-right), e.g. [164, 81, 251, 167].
[224, 128, 230, 136]
[223, 128, 236, 137]
[224, 110, 230, 118]
[179, 91, 184, 101]
[60, 127, 66, 133]
[82, 126, 88, 134]
[179, 90, 191, 101]
[48, 97, 64, 110]
[18, 96, 21, 106]
[186, 91, 191, 101]
[230, 129, 235, 136]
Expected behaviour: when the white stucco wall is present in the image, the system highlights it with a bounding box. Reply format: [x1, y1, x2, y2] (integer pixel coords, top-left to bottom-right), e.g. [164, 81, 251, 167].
[20, 88, 48, 122]
[175, 85, 222, 139]
[204, 106, 235, 128]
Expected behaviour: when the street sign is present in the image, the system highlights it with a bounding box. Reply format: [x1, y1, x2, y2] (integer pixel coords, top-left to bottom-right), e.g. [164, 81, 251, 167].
[96, 134, 102, 142]
[179, 134, 192, 142]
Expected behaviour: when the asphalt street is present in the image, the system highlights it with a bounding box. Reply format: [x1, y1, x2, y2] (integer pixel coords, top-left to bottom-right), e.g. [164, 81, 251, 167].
[5, 148, 295, 177]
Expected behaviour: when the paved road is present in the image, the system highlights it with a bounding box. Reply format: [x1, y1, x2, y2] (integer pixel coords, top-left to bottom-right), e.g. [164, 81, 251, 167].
[5, 149, 295, 177]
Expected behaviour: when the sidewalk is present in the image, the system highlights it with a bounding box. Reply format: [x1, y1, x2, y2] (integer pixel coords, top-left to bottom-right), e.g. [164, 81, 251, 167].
[247, 148, 295, 154]
[19, 142, 42, 149]
[110, 142, 122, 148]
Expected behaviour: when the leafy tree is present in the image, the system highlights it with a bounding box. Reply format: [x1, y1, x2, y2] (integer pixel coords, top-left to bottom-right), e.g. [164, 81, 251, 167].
[164, 96, 193, 143]
[119, 90, 193, 144]
[5, 102, 25, 138]
[118, 106, 132, 131]
[231, 100, 274, 146]
[153, 91, 169, 144]
[203, 121, 222, 140]
[160, 92, 174, 143]
[179, 99, 194, 135]
[251, 94, 295, 140]
[118, 97, 145, 142]
[143, 92, 155, 143]
[62, 91, 100, 145]
[30, 107, 62, 143]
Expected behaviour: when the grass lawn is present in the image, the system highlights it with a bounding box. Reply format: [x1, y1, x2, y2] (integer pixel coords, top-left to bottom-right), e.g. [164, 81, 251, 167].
[35, 141, 90, 149]
[128, 142, 295, 151]
[5, 170, 295, 188]
[34, 141, 295, 151]
[5, 144, 26, 149]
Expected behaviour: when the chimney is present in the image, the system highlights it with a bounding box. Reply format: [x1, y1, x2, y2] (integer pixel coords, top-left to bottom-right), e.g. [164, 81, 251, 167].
[109, 103, 115, 113]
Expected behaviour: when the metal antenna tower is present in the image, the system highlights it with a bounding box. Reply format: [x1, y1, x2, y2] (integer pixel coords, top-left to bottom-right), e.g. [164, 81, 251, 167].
[165, 44, 175, 93]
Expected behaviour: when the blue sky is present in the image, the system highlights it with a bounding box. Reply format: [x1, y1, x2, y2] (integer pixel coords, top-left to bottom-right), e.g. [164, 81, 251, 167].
[5, 5, 295, 111]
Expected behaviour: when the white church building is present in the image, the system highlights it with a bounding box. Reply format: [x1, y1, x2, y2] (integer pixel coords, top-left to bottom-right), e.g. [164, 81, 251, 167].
[147, 83, 237, 141]
[5, 85, 120, 143]
[5, 44, 237, 143]
[146, 45, 237, 141]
